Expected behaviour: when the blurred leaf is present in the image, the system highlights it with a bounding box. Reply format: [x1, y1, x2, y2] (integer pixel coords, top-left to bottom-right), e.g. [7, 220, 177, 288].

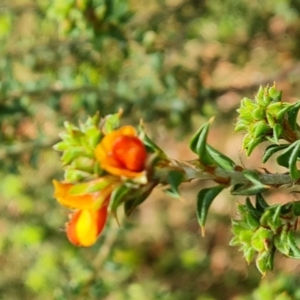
[277, 140, 300, 179]
[196, 185, 224, 235]
[109, 184, 130, 213]
[163, 170, 184, 199]
[206, 144, 236, 170]
[189, 120, 215, 167]
[262, 144, 289, 163]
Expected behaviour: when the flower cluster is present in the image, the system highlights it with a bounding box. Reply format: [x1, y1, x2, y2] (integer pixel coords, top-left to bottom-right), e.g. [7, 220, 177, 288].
[53, 112, 158, 247]
[235, 84, 300, 155]
[230, 195, 300, 275]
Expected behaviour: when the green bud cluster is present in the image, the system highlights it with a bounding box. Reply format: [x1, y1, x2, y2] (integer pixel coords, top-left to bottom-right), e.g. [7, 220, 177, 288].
[230, 196, 300, 275]
[53, 112, 104, 182]
[235, 84, 297, 155]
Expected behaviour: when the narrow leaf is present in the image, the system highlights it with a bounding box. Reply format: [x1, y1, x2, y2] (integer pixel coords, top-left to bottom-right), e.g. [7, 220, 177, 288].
[255, 194, 269, 212]
[163, 170, 184, 199]
[288, 140, 300, 179]
[69, 179, 110, 195]
[287, 102, 300, 130]
[262, 144, 289, 163]
[206, 145, 236, 170]
[189, 121, 215, 166]
[109, 185, 131, 213]
[277, 141, 300, 174]
[287, 231, 300, 259]
[196, 186, 224, 236]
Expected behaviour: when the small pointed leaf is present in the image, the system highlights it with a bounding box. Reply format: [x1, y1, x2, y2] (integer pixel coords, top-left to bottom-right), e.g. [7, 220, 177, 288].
[206, 145, 236, 170]
[196, 186, 224, 234]
[189, 121, 215, 166]
[262, 144, 289, 163]
[163, 170, 185, 199]
[287, 102, 300, 130]
[109, 185, 131, 213]
[255, 193, 269, 212]
[277, 140, 300, 179]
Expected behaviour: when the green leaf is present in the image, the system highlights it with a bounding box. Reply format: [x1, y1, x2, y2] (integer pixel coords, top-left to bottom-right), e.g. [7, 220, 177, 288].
[231, 171, 268, 195]
[274, 227, 290, 256]
[109, 185, 131, 213]
[85, 127, 102, 148]
[262, 144, 289, 163]
[244, 248, 256, 264]
[163, 170, 184, 199]
[68, 179, 110, 195]
[287, 102, 300, 130]
[292, 201, 300, 216]
[206, 145, 236, 170]
[272, 123, 283, 143]
[53, 141, 69, 152]
[139, 124, 164, 154]
[266, 112, 275, 127]
[251, 227, 273, 252]
[64, 169, 92, 182]
[61, 147, 86, 165]
[255, 194, 269, 212]
[287, 231, 300, 259]
[102, 112, 121, 134]
[271, 205, 283, 229]
[260, 206, 282, 232]
[245, 197, 262, 219]
[276, 141, 299, 168]
[255, 250, 274, 276]
[231, 183, 267, 195]
[245, 197, 255, 212]
[196, 186, 224, 235]
[246, 137, 264, 156]
[245, 212, 260, 229]
[277, 140, 300, 179]
[243, 170, 263, 186]
[268, 85, 282, 102]
[253, 121, 270, 138]
[124, 188, 152, 217]
[189, 121, 215, 166]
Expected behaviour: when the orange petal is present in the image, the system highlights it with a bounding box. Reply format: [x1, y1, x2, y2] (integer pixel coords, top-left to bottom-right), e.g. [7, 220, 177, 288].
[66, 207, 108, 247]
[53, 180, 113, 209]
[102, 164, 146, 178]
[99, 125, 137, 154]
[112, 136, 147, 172]
[66, 211, 81, 246]
[95, 126, 147, 178]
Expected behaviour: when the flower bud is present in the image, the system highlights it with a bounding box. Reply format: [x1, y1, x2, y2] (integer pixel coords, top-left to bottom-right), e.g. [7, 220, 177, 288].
[95, 126, 148, 179]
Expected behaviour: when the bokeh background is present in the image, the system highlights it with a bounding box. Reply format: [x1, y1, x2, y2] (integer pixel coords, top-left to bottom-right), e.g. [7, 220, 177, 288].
[2, 0, 300, 299]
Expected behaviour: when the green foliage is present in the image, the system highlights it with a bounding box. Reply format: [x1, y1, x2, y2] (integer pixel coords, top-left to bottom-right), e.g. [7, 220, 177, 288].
[230, 196, 300, 275]
[3, 0, 300, 299]
[190, 119, 236, 170]
[54, 112, 103, 182]
[196, 186, 224, 234]
[235, 85, 300, 155]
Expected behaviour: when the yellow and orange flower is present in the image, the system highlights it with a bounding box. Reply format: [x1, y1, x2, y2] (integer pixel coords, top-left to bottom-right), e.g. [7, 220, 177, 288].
[66, 206, 108, 247]
[53, 178, 119, 246]
[95, 126, 148, 178]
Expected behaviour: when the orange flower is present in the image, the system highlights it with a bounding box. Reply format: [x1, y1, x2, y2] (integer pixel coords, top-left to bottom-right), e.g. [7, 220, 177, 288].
[95, 126, 147, 178]
[66, 206, 108, 247]
[53, 178, 116, 209]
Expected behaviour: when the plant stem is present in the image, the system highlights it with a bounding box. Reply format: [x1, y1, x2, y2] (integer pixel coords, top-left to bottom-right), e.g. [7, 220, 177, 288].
[156, 159, 295, 188]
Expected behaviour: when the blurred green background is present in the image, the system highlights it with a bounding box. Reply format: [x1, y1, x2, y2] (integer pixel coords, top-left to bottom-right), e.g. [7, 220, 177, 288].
[2, 0, 300, 299]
